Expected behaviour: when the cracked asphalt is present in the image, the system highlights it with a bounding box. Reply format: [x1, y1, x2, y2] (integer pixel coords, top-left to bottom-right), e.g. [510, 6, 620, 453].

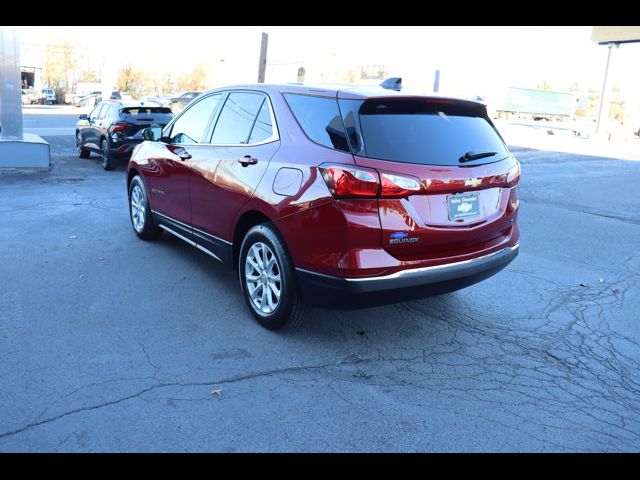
[1, 131, 639, 452]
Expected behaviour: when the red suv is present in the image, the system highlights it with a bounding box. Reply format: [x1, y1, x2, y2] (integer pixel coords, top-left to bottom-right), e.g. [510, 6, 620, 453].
[127, 83, 520, 330]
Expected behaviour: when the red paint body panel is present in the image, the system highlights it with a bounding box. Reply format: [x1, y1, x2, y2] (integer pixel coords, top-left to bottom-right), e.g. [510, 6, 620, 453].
[187, 142, 279, 241]
[137, 141, 192, 223]
[355, 155, 519, 258]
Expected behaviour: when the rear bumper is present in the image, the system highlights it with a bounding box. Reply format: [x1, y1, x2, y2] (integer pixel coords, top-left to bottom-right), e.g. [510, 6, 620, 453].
[296, 244, 519, 308]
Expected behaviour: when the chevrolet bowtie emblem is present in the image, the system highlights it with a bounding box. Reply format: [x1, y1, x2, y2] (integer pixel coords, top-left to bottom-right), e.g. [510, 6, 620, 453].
[465, 178, 482, 187]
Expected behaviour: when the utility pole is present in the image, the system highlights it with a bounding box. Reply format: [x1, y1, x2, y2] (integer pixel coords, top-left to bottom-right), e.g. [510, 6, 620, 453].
[257, 32, 268, 83]
[595, 42, 617, 135]
[433, 69, 440, 93]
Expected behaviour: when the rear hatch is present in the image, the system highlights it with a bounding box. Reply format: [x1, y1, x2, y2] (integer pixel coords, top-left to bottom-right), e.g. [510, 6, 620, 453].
[337, 96, 519, 258]
[120, 106, 174, 138]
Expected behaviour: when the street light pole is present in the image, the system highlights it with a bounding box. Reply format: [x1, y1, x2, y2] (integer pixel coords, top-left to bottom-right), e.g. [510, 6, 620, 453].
[595, 42, 617, 135]
[0, 26, 23, 140]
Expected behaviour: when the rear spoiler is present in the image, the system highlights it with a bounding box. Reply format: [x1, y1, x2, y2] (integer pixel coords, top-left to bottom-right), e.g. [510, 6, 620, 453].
[121, 106, 172, 115]
[380, 77, 402, 91]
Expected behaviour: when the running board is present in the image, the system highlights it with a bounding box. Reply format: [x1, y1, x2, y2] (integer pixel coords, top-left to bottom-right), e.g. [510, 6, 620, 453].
[158, 224, 223, 263]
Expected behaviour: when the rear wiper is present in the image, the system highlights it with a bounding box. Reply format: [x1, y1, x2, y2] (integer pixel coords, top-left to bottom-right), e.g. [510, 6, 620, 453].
[458, 151, 497, 163]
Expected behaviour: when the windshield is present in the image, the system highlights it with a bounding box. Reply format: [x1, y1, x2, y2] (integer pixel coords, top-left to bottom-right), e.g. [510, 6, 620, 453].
[338, 98, 509, 166]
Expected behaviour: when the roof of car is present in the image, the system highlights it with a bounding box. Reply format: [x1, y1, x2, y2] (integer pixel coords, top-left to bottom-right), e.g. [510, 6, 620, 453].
[204, 82, 484, 105]
[99, 100, 171, 109]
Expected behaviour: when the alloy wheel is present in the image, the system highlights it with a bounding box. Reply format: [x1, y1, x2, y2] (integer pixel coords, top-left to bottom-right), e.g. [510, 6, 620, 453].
[130, 185, 146, 232]
[245, 242, 282, 315]
[101, 142, 110, 168]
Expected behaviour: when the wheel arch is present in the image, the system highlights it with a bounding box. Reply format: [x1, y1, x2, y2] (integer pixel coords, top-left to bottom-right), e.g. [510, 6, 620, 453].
[127, 167, 140, 192]
[233, 209, 288, 271]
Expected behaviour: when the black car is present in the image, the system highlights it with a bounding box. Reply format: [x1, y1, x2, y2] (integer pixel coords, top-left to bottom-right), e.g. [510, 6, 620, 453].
[168, 91, 203, 113]
[75, 100, 174, 170]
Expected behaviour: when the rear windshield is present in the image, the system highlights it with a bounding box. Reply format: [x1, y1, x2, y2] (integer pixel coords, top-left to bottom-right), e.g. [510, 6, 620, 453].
[338, 98, 509, 166]
[121, 107, 172, 115]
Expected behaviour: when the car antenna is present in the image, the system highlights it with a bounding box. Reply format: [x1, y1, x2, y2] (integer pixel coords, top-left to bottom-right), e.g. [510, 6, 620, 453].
[380, 77, 402, 91]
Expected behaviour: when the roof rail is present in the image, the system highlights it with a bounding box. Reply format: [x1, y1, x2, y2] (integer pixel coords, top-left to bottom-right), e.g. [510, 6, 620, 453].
[380, 77, 402, 91]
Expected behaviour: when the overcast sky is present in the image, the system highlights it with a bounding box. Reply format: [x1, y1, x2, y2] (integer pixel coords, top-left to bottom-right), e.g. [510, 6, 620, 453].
[16, 26, 640, 100]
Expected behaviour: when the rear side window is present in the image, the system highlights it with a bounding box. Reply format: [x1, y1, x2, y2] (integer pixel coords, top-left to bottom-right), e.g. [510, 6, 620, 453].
[210, 92, 265, 145]
[338, 98, 509, 166]
[92, 104, 103, 118]
[283, 94, 349, 152]
[248, 100, 273, 143]
[168, 93, 222, 144]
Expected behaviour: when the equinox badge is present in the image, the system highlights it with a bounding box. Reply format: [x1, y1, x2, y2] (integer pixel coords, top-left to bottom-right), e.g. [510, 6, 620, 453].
[389, 232, 419, 244]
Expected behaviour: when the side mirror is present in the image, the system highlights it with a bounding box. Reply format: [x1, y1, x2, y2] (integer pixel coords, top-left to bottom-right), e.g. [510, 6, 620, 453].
[79, 114, 88, 120]
[143, 126, 163, 142]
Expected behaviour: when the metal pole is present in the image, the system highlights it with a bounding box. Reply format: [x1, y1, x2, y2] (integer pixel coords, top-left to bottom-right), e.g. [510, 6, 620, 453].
[433, 69, 440, 93]
[595, 42, 614, 135]
[257, 32, 268, 83]
[0, 26, 24, 140]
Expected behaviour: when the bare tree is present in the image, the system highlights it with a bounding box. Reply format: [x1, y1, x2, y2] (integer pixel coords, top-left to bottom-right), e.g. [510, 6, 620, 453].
[150, 71, 175, 96]
[79, 68, 100, 83]
[116, 65, 147, 99]
[42, 41, 76, 102]
[178, 63, 209, 92]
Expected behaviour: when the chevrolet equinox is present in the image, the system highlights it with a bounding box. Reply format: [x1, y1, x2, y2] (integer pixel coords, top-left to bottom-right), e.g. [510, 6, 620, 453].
[127, 82, 520, 330]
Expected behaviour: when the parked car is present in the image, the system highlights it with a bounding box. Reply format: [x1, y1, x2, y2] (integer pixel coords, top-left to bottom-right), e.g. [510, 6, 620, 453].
[21, 89, 30, 105]
[42, 88, 56, 105]
[109, 91, 134, 103]
[76, 100, 174, 170]
[126, 83, 520, 330]
[140, 96, 166, 107]
[21, 88, 41, 105]
[74, 91, 102, 108]
[167, 91, 203, 113]
[65, 92, 79, 105]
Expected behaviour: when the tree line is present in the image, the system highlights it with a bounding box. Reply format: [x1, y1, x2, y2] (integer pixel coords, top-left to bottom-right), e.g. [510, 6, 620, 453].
[42, 41, 210, 101]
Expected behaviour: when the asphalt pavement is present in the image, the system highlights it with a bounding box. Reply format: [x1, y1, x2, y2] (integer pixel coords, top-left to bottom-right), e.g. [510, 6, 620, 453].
[0, 122, 639, 452]
[21, 105, 82, 137]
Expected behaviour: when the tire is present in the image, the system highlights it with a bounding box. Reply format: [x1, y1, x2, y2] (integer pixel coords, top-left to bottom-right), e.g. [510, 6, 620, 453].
[128, 175, 163, 241]
[76, 131, 90, 159]
[100, 138, 116, 171]
[239, 224, 307, 330]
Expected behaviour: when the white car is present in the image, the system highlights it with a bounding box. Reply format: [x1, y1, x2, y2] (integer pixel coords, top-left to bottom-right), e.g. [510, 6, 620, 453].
[42, 88, 56, 105]
[140, 96, 166, 107]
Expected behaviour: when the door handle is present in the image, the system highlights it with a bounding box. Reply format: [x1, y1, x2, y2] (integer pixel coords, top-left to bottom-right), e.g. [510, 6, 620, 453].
[238, 155, 258, 167]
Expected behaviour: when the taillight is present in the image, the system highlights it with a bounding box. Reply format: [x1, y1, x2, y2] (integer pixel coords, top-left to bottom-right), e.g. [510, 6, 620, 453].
[505, 160, 521, 187]
[380, 172, 423, 198]
[111, 122, 127, 133]
[319, 164, 379, 198]
[319, 163, 426, 199]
